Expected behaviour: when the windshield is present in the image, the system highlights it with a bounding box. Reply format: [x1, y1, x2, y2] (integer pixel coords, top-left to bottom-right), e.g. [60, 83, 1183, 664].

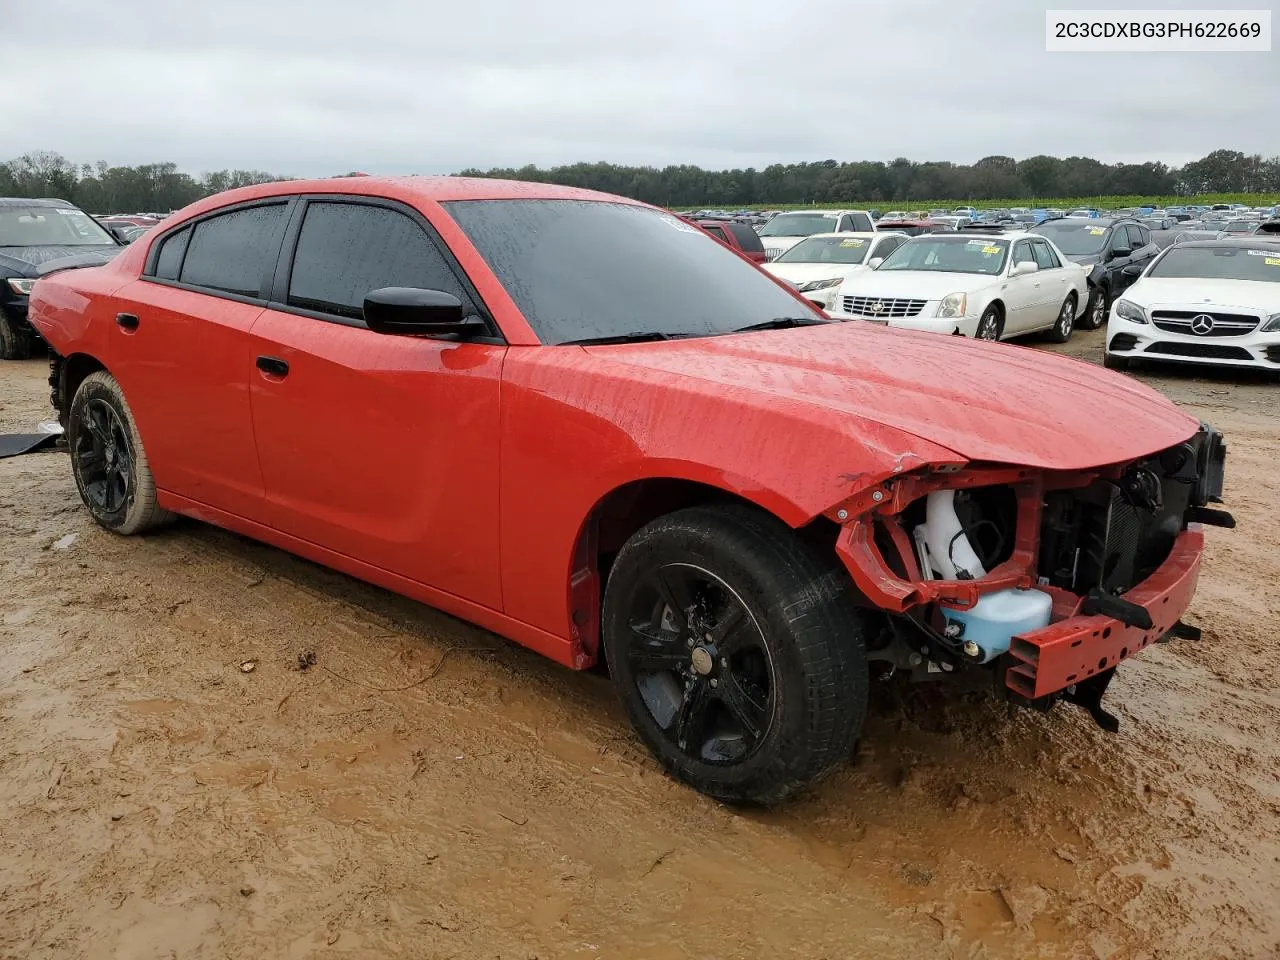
[774, 235, 872, 264]
[443, 199, 829, 344]
[876, 236, 1009, 275]
[1030, 221, 1110, 255]
[0, 205, 115, 247]
[758, 213, 841, 237]
[1222, 221, 1260, 233]
[1148, 246, 1280, 282]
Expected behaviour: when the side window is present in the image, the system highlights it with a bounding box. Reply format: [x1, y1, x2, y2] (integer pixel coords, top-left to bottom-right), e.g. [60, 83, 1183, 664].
[702, 224, 727, 243]
[875, 236, 904, 257]
[1012, 241, 1035, 265]
[1110, 227, 1132, 252]
[1031, 239, 1060, 269]
[1128, 225, 1148, 248]
[152, 226, 191, 280]
[179, 204, 287, 297]
[846, 213, 873, 232]
[287, 201, 471, 320]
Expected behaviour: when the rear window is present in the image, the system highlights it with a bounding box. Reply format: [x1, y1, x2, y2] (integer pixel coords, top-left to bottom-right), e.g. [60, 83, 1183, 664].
[179, 203, 287, 297]
[725, 222, 764, 252]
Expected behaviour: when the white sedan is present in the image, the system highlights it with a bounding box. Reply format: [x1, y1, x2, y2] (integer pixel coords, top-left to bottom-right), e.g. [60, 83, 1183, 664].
[1104, 238, 1280, 373]
[762, 232, 908, 310]
[828, 232, 1088, 342]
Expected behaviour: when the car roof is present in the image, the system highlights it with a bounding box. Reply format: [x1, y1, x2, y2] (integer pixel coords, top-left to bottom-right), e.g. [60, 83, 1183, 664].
[0, 197, 77, 208]
[1174, 237, 1280, 250]
[796, 231, 886, 240]
[164, 176, 646, 222]
[772, 208, 871, 216]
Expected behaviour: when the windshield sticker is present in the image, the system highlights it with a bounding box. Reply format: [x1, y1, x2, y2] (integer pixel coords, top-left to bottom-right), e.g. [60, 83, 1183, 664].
[981, 245, 1001, 255]
[660, 215, 699, 234]
[55, 209, 80, 215]
[966, 238, 991, 246]
[1246, 249, 1274, 256]
[1266, 257, 1280, 267]
[822, 213, 838, 219]
[840, 239, 865, 247]
[1088, 227, 1106, 235]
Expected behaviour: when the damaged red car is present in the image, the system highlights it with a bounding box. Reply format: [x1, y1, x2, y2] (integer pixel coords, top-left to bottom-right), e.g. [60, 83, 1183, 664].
[30, 177, 1231, 804]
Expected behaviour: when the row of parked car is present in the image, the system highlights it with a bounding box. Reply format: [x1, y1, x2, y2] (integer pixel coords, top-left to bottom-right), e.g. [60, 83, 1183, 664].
[677, 203, 1280, 376]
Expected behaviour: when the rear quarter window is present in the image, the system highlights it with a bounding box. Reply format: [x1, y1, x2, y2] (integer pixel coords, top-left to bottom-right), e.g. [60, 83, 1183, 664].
[179, 203, 288, 298]
[725, 223, 764, 253]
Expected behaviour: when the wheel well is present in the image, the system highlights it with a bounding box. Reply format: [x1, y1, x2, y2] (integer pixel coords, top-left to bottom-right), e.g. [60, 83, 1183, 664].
[55, 353, 107, 427]
[568, 479, 840, 672]
[988, 299, 1005, 319]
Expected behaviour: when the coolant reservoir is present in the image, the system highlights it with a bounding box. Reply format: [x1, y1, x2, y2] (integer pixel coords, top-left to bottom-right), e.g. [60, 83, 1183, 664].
[941, 588, 1053, 664]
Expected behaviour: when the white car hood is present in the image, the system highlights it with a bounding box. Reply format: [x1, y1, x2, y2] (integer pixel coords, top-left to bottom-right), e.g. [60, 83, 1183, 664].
[764, 262, 870, 285]
[838, 270, 993, 300]
[1126, 277, 1280, 313]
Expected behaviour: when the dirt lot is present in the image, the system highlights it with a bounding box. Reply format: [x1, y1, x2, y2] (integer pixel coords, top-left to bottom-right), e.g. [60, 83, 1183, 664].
[1, 332, 1277, 960]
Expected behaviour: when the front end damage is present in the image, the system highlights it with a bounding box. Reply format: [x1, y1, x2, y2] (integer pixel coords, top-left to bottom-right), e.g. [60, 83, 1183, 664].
[827, 425, 1230, 730]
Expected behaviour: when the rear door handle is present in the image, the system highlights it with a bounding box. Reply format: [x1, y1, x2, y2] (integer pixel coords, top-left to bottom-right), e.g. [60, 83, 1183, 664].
[256, 356, 289, 378]
[116, 312, 139, 331]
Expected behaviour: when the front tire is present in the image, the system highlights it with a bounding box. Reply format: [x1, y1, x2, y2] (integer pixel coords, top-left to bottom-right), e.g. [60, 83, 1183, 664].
[0, 309, 33, 361]
[1046, 293, 1077, 343]
[975, 305, 1003, 342]
[1081, 285, 1109, 330]
[602, 504, 870, 805]
[68, 371, 174, 535]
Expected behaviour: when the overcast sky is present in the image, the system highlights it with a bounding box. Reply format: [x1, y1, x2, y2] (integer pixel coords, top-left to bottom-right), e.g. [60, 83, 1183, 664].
[3, 0, 1275, 176]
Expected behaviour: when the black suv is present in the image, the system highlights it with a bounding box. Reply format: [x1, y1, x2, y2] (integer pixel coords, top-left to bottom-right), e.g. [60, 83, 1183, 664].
[1, 198, 123, 359]
[1029, 217, 1159, 329]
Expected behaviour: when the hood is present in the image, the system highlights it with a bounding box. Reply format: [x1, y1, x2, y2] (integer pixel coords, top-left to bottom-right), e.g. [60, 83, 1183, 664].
[0, 245, 120, 276]
[764, 262, 869, 285]
[838, 269, 994, 300]
[1126, 277, 1280, 313]
[584, 323, 1197, 471]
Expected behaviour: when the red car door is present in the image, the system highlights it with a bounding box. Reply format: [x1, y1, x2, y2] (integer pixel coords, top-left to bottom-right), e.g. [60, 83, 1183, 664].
[247, 198, 505, 610]
[106, 201, 291, 522]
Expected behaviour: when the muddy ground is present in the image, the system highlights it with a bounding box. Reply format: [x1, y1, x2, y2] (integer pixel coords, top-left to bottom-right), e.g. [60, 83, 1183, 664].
[1, 331, 1277, 960]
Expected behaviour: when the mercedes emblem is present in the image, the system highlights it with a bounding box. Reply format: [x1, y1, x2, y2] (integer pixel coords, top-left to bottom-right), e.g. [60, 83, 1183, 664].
[1189, 314, 1215, 336]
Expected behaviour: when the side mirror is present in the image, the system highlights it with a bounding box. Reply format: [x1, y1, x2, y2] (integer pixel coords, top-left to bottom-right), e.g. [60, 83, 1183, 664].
[1012, 260, 1038, 276]
[107, 225, 131, 244]
[1121, 264, 1144, 279]
[362, 287, 486, 337]
[1108, 246, 1132, 259]
[867, 257, 884, 269]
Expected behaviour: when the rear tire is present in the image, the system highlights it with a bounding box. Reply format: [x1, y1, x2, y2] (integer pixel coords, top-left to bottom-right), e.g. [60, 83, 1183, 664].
[602, 504, 870, 805]
[68, 371, 174, 535]
[0, 309, 33, 361]
[1046, 293, 1077, 343]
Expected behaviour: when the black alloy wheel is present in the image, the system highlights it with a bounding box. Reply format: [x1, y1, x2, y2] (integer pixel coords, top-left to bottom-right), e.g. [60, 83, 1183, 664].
[622, 561, 775, 765]
[74, 398, 134, 514]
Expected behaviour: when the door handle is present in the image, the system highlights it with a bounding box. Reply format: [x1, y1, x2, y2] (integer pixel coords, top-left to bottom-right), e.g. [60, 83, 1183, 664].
[116, 312, 139, 331]
[256, 356, 289, 378]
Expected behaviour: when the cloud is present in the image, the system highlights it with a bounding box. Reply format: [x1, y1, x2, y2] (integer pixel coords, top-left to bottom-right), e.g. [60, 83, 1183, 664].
[3, 0, 1274, 176]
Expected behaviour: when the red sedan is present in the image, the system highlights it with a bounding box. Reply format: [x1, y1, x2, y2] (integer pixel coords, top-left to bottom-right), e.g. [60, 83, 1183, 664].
[30, 177, 1229, 804]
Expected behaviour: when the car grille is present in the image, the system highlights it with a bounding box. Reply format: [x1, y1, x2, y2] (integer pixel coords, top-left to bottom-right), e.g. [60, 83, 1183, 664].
[763, 245, 790, 260]
[1150, 310, 1259, 337]
[1146, 342, 1253, 361]
[841, 296, 927, 318]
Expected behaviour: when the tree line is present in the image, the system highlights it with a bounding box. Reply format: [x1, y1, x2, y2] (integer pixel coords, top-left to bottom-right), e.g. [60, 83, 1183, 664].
[1, 148, 1272, 214]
